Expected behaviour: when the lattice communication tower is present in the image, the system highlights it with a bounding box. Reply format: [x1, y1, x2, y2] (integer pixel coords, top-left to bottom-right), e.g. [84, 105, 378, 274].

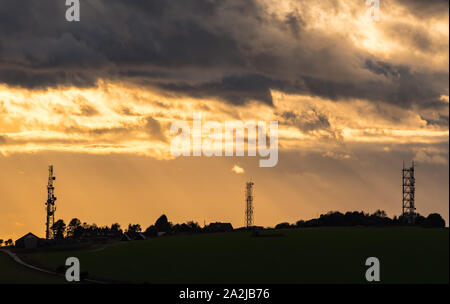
[245, 181, 254, 228]
[45, 165, 57, 239]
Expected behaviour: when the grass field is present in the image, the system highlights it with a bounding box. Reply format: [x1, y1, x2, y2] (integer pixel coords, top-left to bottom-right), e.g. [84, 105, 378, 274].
[0, 251, 65, 284]
[14, 227, 448, 284]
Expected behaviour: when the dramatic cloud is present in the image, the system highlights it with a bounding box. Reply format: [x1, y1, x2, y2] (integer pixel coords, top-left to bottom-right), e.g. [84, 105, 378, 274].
[144, 116, 167, 142]
[0, 0, 448, 109]
[1, 84, 447, 159]
[395, 0, 449, 18]
[0, 1, 448, 240]
[278, 108, 340, 140]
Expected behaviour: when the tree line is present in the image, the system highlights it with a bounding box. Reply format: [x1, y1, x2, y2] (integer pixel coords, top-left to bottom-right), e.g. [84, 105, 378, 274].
[0, 239, 13, 247]
[50, 210, 447, 241]
[46, 214, 232, 241]
[1, 210, 446, 247]
[276, 210, 446, 229]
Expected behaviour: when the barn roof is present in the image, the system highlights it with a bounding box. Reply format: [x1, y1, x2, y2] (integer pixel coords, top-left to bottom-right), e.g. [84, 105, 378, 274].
[120, 232, 132, 241]
[15, 232, 40, 242]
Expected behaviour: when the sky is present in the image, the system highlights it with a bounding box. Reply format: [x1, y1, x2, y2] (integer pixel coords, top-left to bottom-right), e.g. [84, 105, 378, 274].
[0, 0, 448, 240]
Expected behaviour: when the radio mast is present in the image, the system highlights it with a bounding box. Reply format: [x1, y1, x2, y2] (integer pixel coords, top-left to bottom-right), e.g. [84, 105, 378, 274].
[245, 180, 254, 228]
[45, 165, 57, 239]
[402, 161, 416, 224]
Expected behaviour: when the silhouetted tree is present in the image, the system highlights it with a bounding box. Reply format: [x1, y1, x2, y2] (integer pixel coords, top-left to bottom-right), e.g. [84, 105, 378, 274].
[397, 215, 410, 225]
[319, 211, 346, 226]
[368, 210, 392, 226]
[423, 213, 446, 228]
[203, 222, 233, 233]
[111, 223, 121, 233]
[186, 221, 201, 232]
[292, 210, 446, 228]
[144, 225, 157, 237]
[392, 216, 399, 225]
[172, 221, 202, 234]
[415, 214, 426, 226]
[372, 210, 387, 218]
[275, 222, 291, 229]
[155, 214, 171, 232]
[5, 239, 13, 246]
[67, 218, 81, 238]
[0, 239, 3, 247]
[296, 220, 305, 227]
[127, 224, 142, 234]
[110, 223, 122, 237]
[51, 219, 66, 239]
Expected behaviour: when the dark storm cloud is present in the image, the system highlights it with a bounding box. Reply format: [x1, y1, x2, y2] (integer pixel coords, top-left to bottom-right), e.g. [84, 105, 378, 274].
[280, 110, 331, 133]
[144, 116, 166, 142]
[120, 107, 141, 116]
[284, 11, 305, 38]
[0, 0, 448, 109]
[158, 74, 277, 105]
[395, 0, 449, 18]
[278, 108, 341, 140]
[65, 125, 131, 136]
[383, 23, 444, 53]
[422, 114, 450, 127]
[78, 104, 99, 116]
[338, 60, 449, 108]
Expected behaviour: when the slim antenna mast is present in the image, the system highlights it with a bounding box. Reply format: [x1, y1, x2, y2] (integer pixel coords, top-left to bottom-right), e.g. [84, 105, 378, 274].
[245, 180, 254, 228]
[45, 165, 57, 239]
[402, 160, 416, 224]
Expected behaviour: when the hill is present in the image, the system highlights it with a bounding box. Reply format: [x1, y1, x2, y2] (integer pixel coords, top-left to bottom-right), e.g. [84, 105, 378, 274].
[0, 250, 65, 284]
[15, 227, 449, 284]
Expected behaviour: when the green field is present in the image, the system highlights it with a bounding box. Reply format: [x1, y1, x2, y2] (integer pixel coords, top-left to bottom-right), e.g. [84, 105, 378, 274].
[12, 227, 448, 284]
[0, 251, 65, 284]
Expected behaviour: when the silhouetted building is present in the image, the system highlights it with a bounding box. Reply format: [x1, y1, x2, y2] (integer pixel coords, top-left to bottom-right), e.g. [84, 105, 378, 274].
[135, 233, 146, 240]
[120, 232, 146, 241]
[15, 232, 41, 249]
[120, 233, 132, 241]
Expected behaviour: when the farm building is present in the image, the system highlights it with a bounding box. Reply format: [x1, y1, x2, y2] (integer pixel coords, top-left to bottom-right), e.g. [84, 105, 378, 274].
[15, 232, 42, 249]
[120, 232, 132, 241]
[120, 232, 146, 241]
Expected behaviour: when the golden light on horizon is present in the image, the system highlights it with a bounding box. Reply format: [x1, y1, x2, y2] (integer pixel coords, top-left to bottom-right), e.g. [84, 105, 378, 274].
[1, 83, 448, 160]
[0, 0, 448, 243]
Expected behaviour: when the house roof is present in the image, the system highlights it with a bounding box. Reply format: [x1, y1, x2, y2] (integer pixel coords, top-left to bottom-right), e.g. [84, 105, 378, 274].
[121, 232, 132, 241]
[15, 232, 40, 242]
[136, 233, 146, 239]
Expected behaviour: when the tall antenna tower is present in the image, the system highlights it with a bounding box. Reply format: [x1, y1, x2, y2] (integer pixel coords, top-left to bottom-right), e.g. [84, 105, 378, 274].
[402, 161, 416, 223]
[45, 165, 57, 239]
[245, 180, 254, 228]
